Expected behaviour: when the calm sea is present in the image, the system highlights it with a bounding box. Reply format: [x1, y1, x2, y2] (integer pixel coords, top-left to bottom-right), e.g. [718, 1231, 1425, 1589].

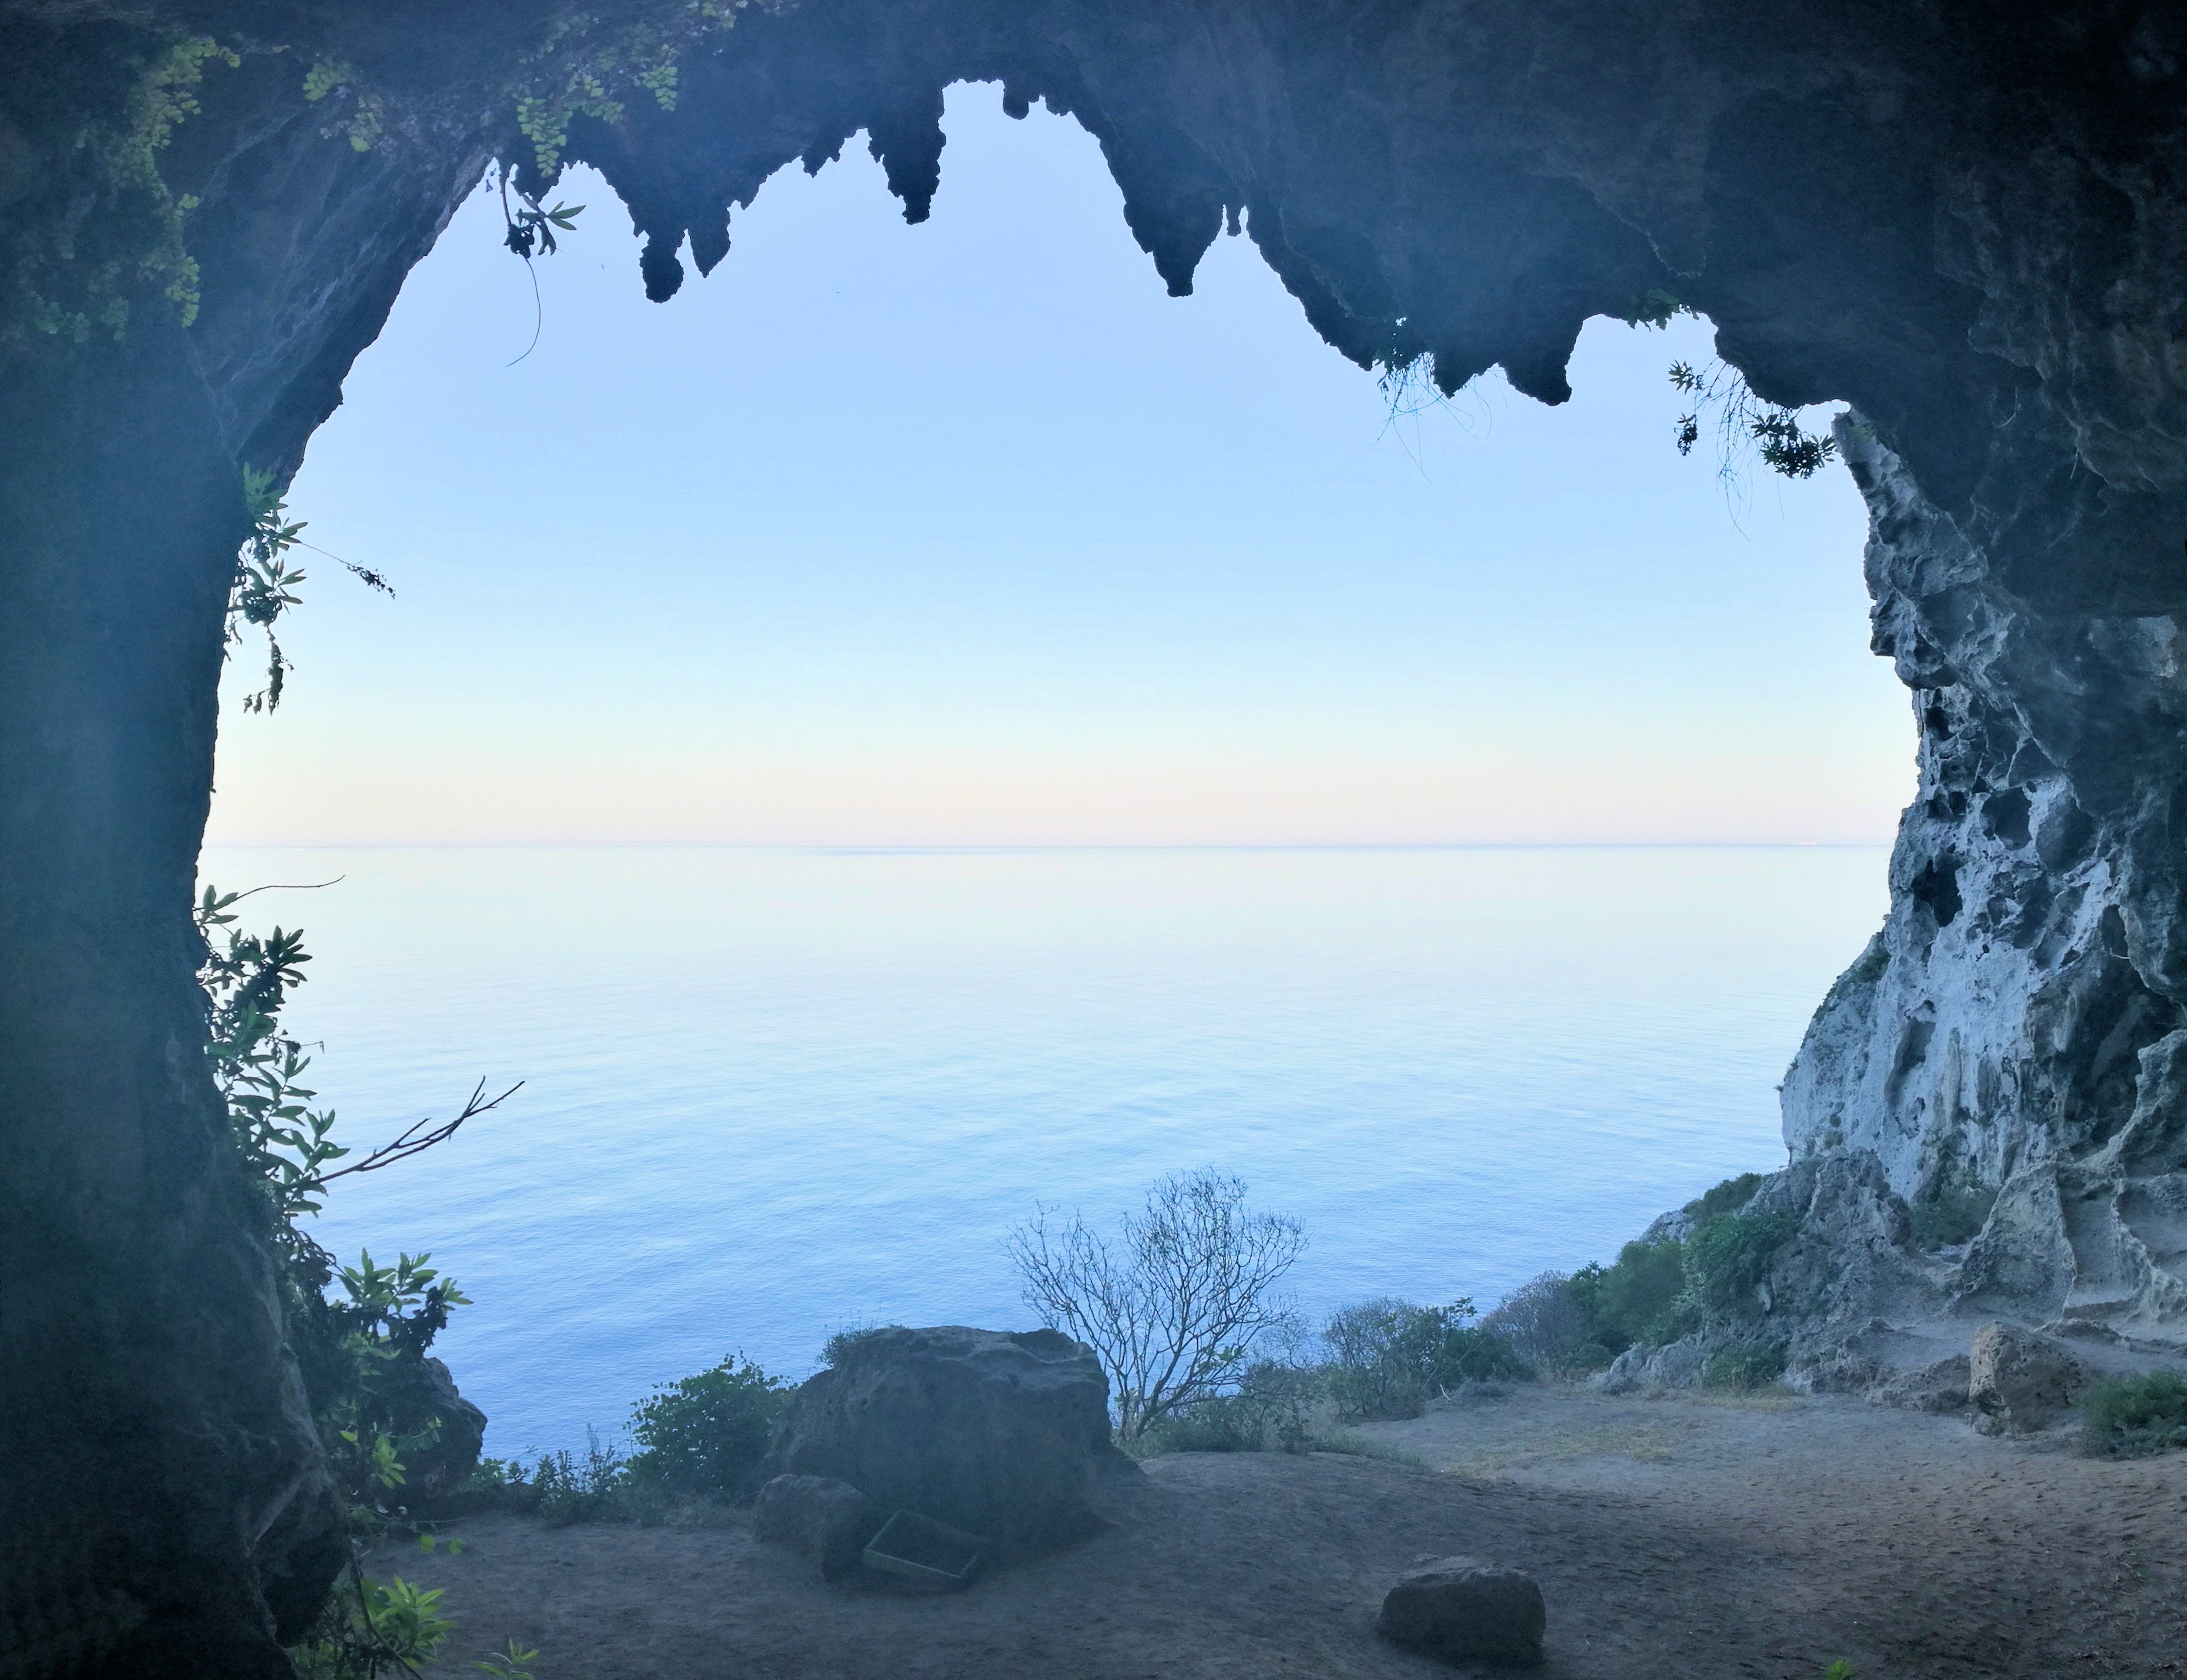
[200, 845, 1884, 1456]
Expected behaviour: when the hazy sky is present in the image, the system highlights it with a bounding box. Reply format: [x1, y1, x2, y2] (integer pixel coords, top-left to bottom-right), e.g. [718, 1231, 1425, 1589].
[208, 83, 1910, 847]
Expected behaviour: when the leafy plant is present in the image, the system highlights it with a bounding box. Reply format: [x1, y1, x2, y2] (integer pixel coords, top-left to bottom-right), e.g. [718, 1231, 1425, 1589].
[1009, 1168, 1305, 1441]
[1575, 1239, 1691, 1349]
[1480, 1272, 1615, 1375]
[196, 883, 523, 1668]
[226, 466, 395, 713]
[1911, 1181, 1997, 1251]
[503, 1, 743, 180]
[1683, 1212, 1799, 1317]
[1669, 358, 1840, 481]
[529, 1430, 661, 1525]
[627, 1353, 790, 1498]
[2080, 1369, 2187, 1457]
[1, 31, 240, 344]
[230, 465, 308, 711]
[1687, 1172, 1766, 1224]
[500, 187, 586, 261]
[478, 1640, 542, 1680]
[1702, 1340, 1788, 1392]
[821, 1323, 903, 1367]
[1617, 287, 1697, 330]
[1142, 1360, 1326, 1454]
[198, 882, 518, 1263]
[1323, 1297, 1530, 1421]
[291, 1575, 453, 1679]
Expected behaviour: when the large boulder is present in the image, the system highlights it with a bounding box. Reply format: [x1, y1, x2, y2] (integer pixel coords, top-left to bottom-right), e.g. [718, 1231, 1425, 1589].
[384, 1356, 488, 1500]
[1968, 1321, 2087, 1434]
[763, 1326, 1131, 1557]
[753, 1474, 879, 1580]
[1378, 1556, 1547, 1666]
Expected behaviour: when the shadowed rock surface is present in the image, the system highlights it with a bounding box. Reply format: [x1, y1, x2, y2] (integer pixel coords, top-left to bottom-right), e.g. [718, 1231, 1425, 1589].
[763, 1326, 1130, 1558]
[1377, 1555, 1547, 1666]
[0, 1, 2182, 1672]
[752, 1474, 879, 1581]
[1967, 1319, 2089, 1434]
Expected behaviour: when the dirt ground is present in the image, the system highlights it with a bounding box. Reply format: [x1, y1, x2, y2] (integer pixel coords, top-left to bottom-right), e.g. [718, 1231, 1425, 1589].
[391, 1386, 2187, 1679]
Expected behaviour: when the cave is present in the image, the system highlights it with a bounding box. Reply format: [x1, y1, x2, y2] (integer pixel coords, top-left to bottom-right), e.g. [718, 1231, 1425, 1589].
[1, 0, 2183, 1672]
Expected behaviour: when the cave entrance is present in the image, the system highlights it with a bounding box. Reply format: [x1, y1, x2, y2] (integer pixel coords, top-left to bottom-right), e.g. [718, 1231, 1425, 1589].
[205, 83, 1906, 1453]
[9, 8, 2178, 1674]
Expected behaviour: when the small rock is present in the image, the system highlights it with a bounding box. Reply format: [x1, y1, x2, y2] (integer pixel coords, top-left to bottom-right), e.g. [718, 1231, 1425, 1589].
[753, 1474, 878, 1580]
[1377, 1555, 1546, 1666]
[1968, 1321, 2085, 1433]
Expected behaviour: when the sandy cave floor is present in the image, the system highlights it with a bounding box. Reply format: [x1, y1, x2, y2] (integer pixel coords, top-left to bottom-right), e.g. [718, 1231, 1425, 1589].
[389, 1385, 2187, 1679]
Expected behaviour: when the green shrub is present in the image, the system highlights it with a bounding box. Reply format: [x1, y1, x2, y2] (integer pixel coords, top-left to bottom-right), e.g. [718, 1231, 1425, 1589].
[1324, 1298, 1530, 1422]
[2080, 1369, 2187, 1457]
[627, 1352, 790, 1499]
[1578, 1239, 1691, 1348]
[1143, 1362, 1325, 1454]
[1481, 1272, 1615, 1374]
[821, 1324, 902, 1367]
[531, 1430, 664, 1525]
[1684, 1212, 1799, 1316]
[1702, 1340, 1787, 1391]
[1910, 1182, 1995, 1251]
[290, 1576, 453, 1679]
[1687, 1172, 1767, 1224]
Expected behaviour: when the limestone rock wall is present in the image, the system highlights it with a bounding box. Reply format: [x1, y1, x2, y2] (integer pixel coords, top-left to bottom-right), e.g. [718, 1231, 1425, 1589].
[1780, 423, 2187, 1347]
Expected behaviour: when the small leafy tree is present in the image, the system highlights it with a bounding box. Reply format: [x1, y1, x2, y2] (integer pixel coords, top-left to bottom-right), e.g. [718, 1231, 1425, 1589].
[627, 1353, 790, 1498]
[1575, 1237, 1692, 1348]
[1008, 1169, 1305, 1442]
[1480, 1271, 1606, 1372]
[1323, 1297, 1530, 1421]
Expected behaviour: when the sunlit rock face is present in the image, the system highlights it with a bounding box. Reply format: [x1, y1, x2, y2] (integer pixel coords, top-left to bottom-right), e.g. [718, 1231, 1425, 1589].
[0, 0, 2182, 1672]
[1781, 424, 2187, 1347]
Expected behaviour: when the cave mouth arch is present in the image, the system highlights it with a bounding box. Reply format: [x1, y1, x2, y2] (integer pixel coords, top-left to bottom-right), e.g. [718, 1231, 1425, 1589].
[214, 80, 1901, 1457]
[228, 85, 1892, 856]
[2, 2, 2183, 1674]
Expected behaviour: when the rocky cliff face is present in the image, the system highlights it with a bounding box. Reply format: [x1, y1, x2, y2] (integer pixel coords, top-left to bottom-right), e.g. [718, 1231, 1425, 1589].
[1776, 421, 2187, 1354]
[1, 0, 2182, 1672]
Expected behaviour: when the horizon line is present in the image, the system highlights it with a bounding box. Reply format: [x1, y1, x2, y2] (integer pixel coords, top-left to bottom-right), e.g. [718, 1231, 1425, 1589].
[200, 839, 1893, 854]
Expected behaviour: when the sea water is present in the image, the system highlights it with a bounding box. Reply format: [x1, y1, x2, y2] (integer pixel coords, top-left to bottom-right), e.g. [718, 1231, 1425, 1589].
[200, 844, 1885, 1456]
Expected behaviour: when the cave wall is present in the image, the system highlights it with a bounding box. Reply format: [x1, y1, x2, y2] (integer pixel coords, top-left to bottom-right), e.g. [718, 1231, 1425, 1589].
[1778, 422, 2187, 1343]
[0, 0, 2182, 1672]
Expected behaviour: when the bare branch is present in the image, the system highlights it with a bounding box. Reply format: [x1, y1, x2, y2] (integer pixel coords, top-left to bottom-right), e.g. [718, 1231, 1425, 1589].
[1007, 1168, 1304, 1440]
[320, 1079, 523, 1184]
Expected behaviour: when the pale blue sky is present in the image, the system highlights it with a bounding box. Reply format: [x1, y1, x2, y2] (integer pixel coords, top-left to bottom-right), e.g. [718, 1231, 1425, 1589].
[209, 83, 1910, 845]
